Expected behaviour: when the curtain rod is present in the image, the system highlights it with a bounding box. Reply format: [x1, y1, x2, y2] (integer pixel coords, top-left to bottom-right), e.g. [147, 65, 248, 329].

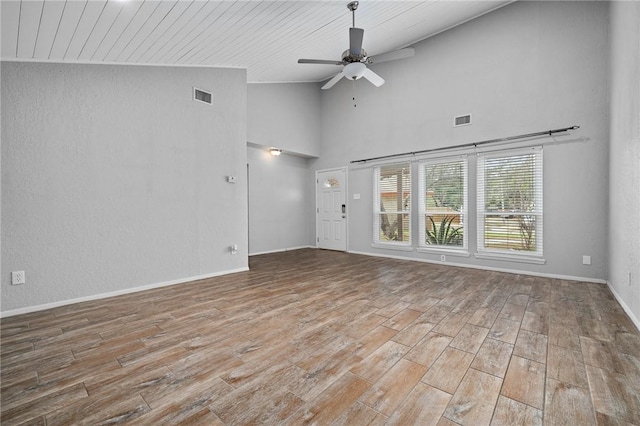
[350, 125, 580, 164]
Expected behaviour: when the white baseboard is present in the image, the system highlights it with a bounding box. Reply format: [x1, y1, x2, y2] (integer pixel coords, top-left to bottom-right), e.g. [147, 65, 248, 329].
[347, 249, 607, 284]
[607, 281, 640, 333]
[0, 267, 249, 318]
[249, 246, 314, 256]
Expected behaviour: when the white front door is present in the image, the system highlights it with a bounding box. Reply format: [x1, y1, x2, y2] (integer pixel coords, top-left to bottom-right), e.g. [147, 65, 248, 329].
[316, 168, 347, 251]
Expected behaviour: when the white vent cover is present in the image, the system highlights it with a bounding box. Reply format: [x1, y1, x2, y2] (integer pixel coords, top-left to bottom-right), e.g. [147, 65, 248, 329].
[454, 114, 472, 127]
[193, 87, 212, 105]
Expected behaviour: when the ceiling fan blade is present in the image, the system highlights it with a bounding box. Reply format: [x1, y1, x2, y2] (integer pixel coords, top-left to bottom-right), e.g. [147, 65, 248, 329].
[298, 59, 342, 65]
[349, 27, 364, 56]
[321, 71, 345, 90]
[362, 68, 385, 87]
[368, 47, 415, 64]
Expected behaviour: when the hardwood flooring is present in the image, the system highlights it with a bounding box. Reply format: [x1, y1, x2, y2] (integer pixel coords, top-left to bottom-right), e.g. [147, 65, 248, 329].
[2, 249, 639, 425]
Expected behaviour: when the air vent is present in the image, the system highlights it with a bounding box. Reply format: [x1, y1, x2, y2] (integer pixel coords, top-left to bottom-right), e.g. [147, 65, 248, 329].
[454, 114, 472, 127]
[193, 87, 212, 105]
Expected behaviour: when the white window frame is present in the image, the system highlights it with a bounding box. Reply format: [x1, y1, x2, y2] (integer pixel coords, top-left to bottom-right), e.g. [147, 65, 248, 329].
[373, 162, 412, 249]
[418, 156, 468, 254]
[476, 146, 544, 263]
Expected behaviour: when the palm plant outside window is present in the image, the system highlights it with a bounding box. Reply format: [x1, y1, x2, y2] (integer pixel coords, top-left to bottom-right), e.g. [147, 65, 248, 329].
[419, 158, 468, 249]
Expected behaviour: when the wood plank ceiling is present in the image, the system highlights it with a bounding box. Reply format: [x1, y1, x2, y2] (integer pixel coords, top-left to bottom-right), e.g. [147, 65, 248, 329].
[1, 0, 512, 83]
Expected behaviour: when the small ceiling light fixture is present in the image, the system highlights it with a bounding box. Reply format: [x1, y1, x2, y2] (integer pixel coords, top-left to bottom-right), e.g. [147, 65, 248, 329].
[343, 62, 366, 80]
[270, 148, 282, 156]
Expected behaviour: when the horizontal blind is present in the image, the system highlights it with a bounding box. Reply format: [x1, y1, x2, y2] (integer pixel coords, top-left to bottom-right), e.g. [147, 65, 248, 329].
[477, 147, 543, 255]
[419, 158, 468, 249]
[373, 163, 411, 245]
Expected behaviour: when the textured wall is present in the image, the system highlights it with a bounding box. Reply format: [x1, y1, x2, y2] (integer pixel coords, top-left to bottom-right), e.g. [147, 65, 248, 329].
[246, 82, 320, 255]
[608, 1, 640, 325]
[1, 62, 247, 313]
[248, 82, 321, 158]
[314, 1, 610, 281]
[247, 146, 313, 254]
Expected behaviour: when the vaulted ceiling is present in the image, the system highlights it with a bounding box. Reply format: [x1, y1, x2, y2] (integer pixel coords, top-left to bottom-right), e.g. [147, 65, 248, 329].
[1, 1, 512, 83]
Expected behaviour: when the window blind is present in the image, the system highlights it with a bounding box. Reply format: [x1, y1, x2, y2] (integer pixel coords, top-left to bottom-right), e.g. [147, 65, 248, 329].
[477, 147, 543, 256]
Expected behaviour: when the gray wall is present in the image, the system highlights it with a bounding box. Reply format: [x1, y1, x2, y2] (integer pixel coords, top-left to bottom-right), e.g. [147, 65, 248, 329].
[1, 62, 247, 313]
[608, 2, 640, 324]
[248, 83, 321, 157]
[313, 1, 610, 281]
[247, 82, 320, 255]
[247, 147, 313, 254]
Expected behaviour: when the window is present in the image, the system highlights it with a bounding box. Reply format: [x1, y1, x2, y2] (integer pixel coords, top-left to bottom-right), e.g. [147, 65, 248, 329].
[419, 158, 468, 250]
[374, 163, 411, 246]
[323, 177, 340, 188]
[477, 147, 543, 258]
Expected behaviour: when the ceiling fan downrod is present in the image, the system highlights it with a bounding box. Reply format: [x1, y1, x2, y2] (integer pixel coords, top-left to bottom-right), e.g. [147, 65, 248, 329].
[348, 1, 359, 28]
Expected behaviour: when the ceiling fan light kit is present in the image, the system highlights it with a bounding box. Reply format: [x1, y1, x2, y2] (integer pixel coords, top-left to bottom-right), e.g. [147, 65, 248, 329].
[343, 62, 366, 80]
[298, 1, 415, 90]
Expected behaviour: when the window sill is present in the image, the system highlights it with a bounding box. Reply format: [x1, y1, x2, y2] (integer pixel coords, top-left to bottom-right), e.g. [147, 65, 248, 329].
[474, 252, 546, 265]
[371, 243, 414, 252]
[417, 247, 470, 257]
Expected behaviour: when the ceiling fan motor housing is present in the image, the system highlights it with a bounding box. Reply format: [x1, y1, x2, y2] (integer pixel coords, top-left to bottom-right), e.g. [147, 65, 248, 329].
[342, 49, 367, 64]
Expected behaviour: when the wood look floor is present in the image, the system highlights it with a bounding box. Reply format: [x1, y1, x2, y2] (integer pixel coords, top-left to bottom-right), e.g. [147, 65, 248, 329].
[2, 249, 639, 425]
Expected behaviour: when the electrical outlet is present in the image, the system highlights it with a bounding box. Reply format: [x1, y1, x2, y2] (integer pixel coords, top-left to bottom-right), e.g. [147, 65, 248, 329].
[440, 255, 446, 262]
[230, 244, 238, 255]
[11, 271, 25, 285]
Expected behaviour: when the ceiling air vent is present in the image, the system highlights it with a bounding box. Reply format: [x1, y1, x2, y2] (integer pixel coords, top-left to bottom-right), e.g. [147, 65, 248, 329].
[454, 114, 472, 127]
[193, 87, 212, 105]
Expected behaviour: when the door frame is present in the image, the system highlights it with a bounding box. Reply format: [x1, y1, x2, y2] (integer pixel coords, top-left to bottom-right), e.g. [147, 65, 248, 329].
[315, 167, 348, 251]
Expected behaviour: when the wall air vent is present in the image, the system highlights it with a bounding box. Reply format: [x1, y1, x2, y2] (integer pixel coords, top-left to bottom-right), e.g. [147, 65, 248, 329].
[454, 114, 472, 127]
[193, 87, 212, 105]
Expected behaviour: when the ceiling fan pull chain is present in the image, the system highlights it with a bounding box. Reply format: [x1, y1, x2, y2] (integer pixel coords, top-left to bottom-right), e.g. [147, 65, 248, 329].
[353, 79, 357, 107]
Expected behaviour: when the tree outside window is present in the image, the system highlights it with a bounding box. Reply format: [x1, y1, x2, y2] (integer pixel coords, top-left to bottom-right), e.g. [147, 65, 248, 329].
[374, 163, 411, 245]
[478, 148, 543, 255]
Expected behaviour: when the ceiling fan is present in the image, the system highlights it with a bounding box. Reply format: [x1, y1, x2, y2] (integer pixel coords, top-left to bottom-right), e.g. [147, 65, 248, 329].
[298, 1, 415, 90]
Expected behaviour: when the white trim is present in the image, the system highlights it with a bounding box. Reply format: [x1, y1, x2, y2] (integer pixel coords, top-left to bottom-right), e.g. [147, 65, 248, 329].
[475, 252, 546, 265]
[249, 246, 314, 256]
[607, 281, 640, 333]
[371, 243, 414, 252]
[348, 249, 605, 284]
[417, 248, 471, 257]
[0, 267, 249, 318]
